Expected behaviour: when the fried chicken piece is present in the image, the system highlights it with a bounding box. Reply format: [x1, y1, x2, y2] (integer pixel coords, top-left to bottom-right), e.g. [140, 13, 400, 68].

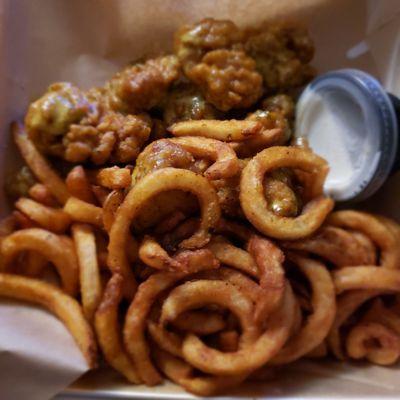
[25, 83, 94, 156]
[163, 86, 219, 126]
[174, 18, 243, 73]
[105, 55, 180, 113]
[262, 93, 295, 118]
[64, 111, 152, 164]
[132, 139, 195, 184]
[187, 49, 263, 111]
[245, 25, 315, 92]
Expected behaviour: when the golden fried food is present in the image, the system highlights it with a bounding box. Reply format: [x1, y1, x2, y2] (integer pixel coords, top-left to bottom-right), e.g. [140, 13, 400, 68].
[64, 111, 152, 164]
[163, 86, 218, 126]
[174, 18, 243, 73]
[168, 119, 263, 141]
[240, 146, 334, 239]
[25, 83, 92, 157]
[327, 210, 400, 269]
[248, 235, 285, 324]
[282, 226, 377, 267]
[270, 254, 336, 364]
[13, 123, 70, 204]
[0, 273, 97, 368]
[245, 25, 315, 92]
[72, 224, 102, 322]
[94, 166, 132, 190]
[106, 55, 180, 112]
[66, 166, 97, 204]
[187, 49, 263, 111]
[28, 183, 59, 207]
[346, 322, 400, 365]
[0, 228, 79, 296]
[95, 274, 141, 383]
[64, 197, 103, 228]
[108, 168, 220, 297]
[15, 198, 71, 233]
[4, 17, 400, 398]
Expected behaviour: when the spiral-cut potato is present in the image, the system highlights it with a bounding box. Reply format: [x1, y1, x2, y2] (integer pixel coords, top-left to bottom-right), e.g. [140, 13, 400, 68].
[346, 322, 400, 365]
[0, 228, 79, 296]
[327, 211, 400, 269]
[13, 123, 70, 204]
[327, 290, 379, 359]
[240, 146, 334, 239]
[155, 348, 246, 396]
[169, 137, 240, 180]
[282, 225, 377, 267]
[333, 267, 400, 294]
[108, 168, 221, 296]
[0, 273, 97, 368]
[95, 274, 141, 383]
[179, 282, 296, 376]
[168, 119, 263, 141]
[270, 254, 336, 364]
[15, 197, 71, 233]
[247, 235, 285, 324]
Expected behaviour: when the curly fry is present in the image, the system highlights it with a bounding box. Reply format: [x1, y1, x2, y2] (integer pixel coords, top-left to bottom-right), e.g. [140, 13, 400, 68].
[248, 235, 285, 324]
[72, 224, 102, 322]
[123, 272, 186, 385]
[346, 322, 400, 365]
[0, 228, 79, 296]
[168, 119, 262, 141]
[282, 226, 377, 267]
[94, 166, 132, 190]
[15, 197, 71, 233]
[28, 183, 58, 207]
[327, 290, 379, 359]
[108, 168, 220, 295]
[169, 137, 239, 180]
[95, 274, 141, 383]
[206, 235, 258, 277]
[333, 266, 400, 294]
[240, 146, 334, 239]
[66, 166, 96, 204]
[0, 273, 97, 367]
[155, 348, 246, 396]
[327, 211, 400, 269]
[229, 128, 283, 158]
[13, 123, 70, 204]
[64, 197, 103, 228]
[271, 254, 336, 364]
[181, 283, 296, 375]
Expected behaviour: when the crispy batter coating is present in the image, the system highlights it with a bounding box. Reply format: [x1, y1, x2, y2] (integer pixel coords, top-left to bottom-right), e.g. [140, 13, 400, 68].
[245, 94, 295, 145]
[132, 139, 195, 184]
[25, 83, 93, 156]
[174, 18, 243, 73]
[187, 50, 263, 111]
[106, 56, 180, 113]
[245, 25, 315, 92]
[163, 86, 219, 126]
[64, 112, 152, 164]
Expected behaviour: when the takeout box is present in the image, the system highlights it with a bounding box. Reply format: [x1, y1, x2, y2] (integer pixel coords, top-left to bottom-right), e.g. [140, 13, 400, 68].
[1, 0, 400, 399]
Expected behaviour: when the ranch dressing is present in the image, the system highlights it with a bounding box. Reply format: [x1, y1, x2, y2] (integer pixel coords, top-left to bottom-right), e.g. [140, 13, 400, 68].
[295, 69, 398, 202]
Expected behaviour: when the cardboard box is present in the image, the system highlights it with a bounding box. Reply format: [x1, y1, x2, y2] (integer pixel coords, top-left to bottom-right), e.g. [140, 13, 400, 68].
[1, 0, 400, 398]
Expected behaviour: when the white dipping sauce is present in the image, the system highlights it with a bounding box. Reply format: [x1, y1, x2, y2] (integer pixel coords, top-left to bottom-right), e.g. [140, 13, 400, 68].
[296, 87, 379, 201]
